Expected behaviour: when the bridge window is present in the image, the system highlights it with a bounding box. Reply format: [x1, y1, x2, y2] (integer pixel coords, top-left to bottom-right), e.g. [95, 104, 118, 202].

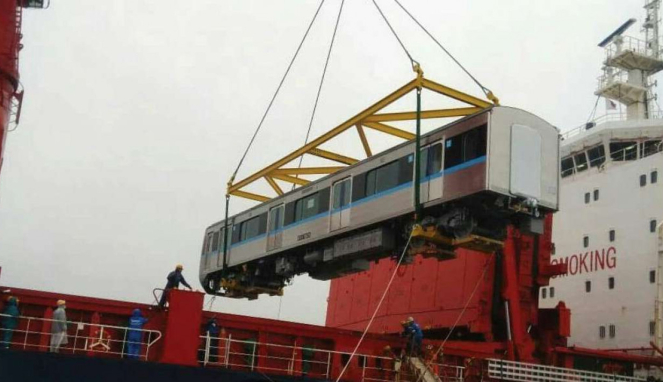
[651, 219, 658, 233]
[561, 157, 574, 178]
[574, 153, 588, 172]
[593, 189, 599, 201]
[239, 216, 261, 242]
[608, 277, 615, 290]
[295, 193, 320, 222]
[583, 236, 589, 248]
[641, 174, 647, 187]
[541, 288, 547, 299]
[650, 270, 656, 284]
[609, 324, 616, 338]
[444, 125, 487, 169]
[610, 141, 637, 161]
[652, 170, 658, 184]
[599, 326, 605, 339]
[585, 280, 591, 293]
[549, 287, 555, 298]
[584, 192, 590, 204]
[609, 229, 615, 242]
[587, 145, 606, 168]
[366, 160, 399, 196]
[642, 140, 662, 158]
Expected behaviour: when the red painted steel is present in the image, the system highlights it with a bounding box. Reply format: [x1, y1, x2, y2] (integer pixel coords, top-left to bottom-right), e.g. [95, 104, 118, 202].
[160, 289, 205, 366]
[0, 0, 20, 181]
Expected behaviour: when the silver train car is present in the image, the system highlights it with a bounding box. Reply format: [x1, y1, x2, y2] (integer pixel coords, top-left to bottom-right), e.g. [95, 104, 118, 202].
[200, 107, 560, 299]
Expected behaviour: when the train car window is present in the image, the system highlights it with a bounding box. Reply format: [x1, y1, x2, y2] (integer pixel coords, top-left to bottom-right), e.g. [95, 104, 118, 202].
[574, 152, 588, 172]
[610, 141, 637, 161]
[268, 205, 284, 232]
[587, 145, 606, 168]
[365, 160, 399, 197]
[219, 228, 226, 251]
[294, 192, 320, 222]
[239, 216, 261, 242]
[211, 231, 220, 252]
[444, 125, 487, 170]
[332, 179, 351, 210]
[463, 125, 487, 162]
[642, 140, 662, 157]
[376, 161, 400, 193]
[561, 157, 575, 178]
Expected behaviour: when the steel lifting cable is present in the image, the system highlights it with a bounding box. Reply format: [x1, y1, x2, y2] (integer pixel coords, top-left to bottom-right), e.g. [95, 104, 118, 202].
[414, 252, 495, 382]
[334, 230, 415, 382]
[393, 0, 496, 101]
[293, 0, 346, 183]
[229, 0, 326, 185]
[371, 0, 418, 68]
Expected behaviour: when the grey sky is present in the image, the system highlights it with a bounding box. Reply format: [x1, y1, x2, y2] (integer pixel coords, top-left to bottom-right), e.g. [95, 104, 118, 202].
[0, 0, 648, 325]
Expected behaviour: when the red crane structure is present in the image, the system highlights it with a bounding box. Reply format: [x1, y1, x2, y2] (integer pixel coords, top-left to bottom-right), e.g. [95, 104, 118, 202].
[0, 0, 46, 183]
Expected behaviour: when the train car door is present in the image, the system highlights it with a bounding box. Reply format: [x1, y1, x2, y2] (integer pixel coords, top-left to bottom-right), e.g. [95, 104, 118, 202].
[419, 141, 443, 203]
[267, 204, 284, 251]
[330, 177, 352, 231]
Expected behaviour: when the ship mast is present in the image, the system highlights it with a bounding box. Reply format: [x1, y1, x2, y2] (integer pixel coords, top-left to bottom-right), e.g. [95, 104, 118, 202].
[596, 0, 663, 120]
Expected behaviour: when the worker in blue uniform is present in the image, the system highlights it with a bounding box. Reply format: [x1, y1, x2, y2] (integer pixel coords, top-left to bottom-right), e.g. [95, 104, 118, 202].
[126, 309, 148, 359]
[1, 297, 20, 349]
[205, 317, 221, 363]
[401, 316, 423, 357]
[158, 264, 193, 308]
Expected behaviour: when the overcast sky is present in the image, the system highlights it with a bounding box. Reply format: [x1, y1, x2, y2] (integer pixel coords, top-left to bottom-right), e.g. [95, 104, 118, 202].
[0, 0, 650, 325]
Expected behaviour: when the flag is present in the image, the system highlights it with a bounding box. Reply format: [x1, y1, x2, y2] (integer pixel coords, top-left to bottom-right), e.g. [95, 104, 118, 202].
[606, 99, 617, 110]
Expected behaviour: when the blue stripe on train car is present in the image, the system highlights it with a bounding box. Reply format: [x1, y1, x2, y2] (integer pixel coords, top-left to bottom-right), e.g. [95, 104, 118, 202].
[228, 156, 487, 249]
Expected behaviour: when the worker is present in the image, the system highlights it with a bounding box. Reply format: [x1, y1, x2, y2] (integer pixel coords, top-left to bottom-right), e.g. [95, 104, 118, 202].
[1, 296, 20, 349]
[158, 264, 193, 308]
[126, 308, 148, 359]
[401, 317, 423, 357]
[50, 300, 68, 353]
[205, 317, 220, 363]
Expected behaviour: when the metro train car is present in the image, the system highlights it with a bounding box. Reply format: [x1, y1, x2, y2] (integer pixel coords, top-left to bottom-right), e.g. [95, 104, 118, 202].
[200, 106, 560, 299]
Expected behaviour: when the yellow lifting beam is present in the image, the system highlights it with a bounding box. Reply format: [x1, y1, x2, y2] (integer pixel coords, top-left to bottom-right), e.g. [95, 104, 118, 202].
[227, 70, 498, 202]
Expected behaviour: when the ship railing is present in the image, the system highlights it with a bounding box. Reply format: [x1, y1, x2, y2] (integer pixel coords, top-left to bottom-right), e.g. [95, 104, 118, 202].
[198, 335, 464, 381]
[0, 312, 162, 360]
[605, 34, 654, 61]
[596, 69, 631, 93]
[487, 358, 646, 382]
[561, 110, 663, 141]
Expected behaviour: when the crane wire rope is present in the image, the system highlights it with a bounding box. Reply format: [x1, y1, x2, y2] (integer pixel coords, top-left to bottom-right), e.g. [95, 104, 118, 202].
[371, 0, 418, 68]
[414, 252, 495, 382]
[334, 229, 414, 382]
[293, 0, 346, 188]
[392, 0, 494, 99]
[229, 0, 326, 185]
[586, 94, 601, 124]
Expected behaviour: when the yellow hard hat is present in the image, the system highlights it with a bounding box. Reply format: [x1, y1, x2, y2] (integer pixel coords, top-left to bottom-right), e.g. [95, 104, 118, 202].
[57, 300, 66, 306]
[407, 316, 414, 323]
[176, 264, 183, 270]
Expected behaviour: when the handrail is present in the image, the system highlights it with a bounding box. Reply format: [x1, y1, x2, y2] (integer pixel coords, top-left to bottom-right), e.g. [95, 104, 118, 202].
[197, 335, 464, 381]
[152, 288, 164, 306]
[0, 312, 162, 360]
[561, 111, 663, 141]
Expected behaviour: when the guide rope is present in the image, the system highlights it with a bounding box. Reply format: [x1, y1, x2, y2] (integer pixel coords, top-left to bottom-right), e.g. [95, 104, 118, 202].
[334, 229, 414, 382]
[414, 253, 495, 382]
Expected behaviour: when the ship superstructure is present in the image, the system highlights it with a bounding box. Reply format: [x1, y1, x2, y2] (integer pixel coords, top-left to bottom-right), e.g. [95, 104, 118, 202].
[539, 1, 663, 352]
